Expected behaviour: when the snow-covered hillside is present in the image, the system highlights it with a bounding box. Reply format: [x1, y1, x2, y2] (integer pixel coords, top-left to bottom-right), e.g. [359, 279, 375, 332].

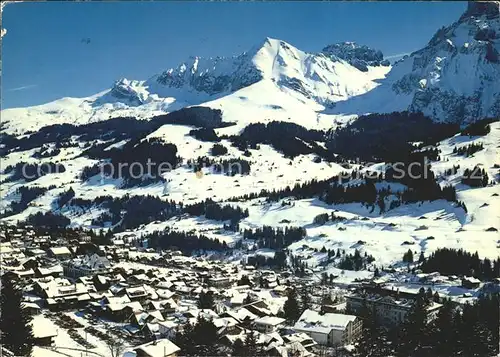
[1, 1, 499, 271]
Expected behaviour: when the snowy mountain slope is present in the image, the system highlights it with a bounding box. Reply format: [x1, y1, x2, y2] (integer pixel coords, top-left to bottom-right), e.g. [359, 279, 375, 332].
[1, 118, 498, 268]
[1, 38, 389, 136]
[1, 1, 499, 272]
[331, 1, 500, 124]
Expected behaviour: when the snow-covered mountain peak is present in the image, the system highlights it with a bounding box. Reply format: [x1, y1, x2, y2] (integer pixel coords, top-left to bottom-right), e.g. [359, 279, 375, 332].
[331, 1, 500, 125]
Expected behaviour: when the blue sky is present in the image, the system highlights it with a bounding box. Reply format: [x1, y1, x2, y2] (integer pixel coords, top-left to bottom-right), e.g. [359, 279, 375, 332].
[2, 1, 466, 109]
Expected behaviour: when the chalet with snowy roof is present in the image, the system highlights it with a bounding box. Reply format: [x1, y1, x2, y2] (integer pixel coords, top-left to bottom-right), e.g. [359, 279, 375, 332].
[125, 338, 180, 357]
[31, 315, 58, 346]
[294, 310, 362, 346]
[254, 316, 286, 333]
[33, 277, 91, 310]
[63, 254, 111, 278]
[47, 246, 72, 260]
[208, 275, 232, 288]
[462, 276, 481, 289]
[35, 264, 64, 278]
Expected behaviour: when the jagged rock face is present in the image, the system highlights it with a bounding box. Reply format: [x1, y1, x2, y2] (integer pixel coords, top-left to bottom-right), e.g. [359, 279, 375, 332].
[108, 78, 147, 105]
[390, 1, 500, 124]
[155, 54, 263, 95]
[322, 42, 390, 72]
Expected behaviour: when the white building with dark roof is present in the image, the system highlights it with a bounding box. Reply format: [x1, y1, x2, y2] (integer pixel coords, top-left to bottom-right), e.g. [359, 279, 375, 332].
[293, 310, 362, 346]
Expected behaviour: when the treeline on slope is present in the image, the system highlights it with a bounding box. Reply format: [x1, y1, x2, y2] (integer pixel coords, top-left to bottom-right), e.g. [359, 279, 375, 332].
[56, 187, 75, 208]
[70, 195, 182, 231]
[460, 117, 498, 136]
[461, 166, 490, 187]
[327, 111, 459, 162]
[189, 128, 220, 142]
[1, 107, 226, 156]
[184, 199, 248, 231]
[223, 121, 340, 161]
[25, 212, 71, 229]
[452, 142, 484, 157]
[228, 165, 458, 212]
[143, 228, 227, 254]
[3, 162, 66, 183]
[32, 145, 61, 159]
[241, 226, 307, 250]
[337, 248, 375, 271]
[420, 248, 500, 280]
[80, 138, 180, 188]
[0, 186, 55, 218]
[60, 194, 248, 232]
[186, 156, 251, 176]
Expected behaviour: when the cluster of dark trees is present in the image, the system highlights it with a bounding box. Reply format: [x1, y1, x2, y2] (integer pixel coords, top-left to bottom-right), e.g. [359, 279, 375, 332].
[81, 138, 180, 188]
[174, 317, 220, 356]
[25, 211, 71, 229]
[69, 194, 250, 232]
[453, 142, 484, 157]
[461, 166, 489, 187]
[402, 249, 426, 264]
[2, 186, 50, 217]
[210, 143, 228, 156]
[92, 195, 181, 231]
[91, 212, 121, 227]
[2, 106, 226, 156]
[337, 248, 375, 271]
[3, 161, 66, 182]
[228, 164, 458, 217]
[32, 145, 61, 159]
[384, 155, 458, 203]
[420, 248, 500, 280]
[189, 128, 220, 142]
[443, 164, 460, 176]
[327, 111, 459, 162]
[313, 212, 347, 225]
[187, 156, 251, 176]
[143, 229, 227, 254]
[283, 286, 314, 324]
[461, 118, 496, 136]
[1, 276, 34, 356]
[56, 187, 75, 208]
[246, 250, 287, 269]
[184, 198, 248, 229]
[354, 292, 499, 357]
[174, 315, 267, 357]
[242, 226, 307, 250]
[224, 121, 336, 160]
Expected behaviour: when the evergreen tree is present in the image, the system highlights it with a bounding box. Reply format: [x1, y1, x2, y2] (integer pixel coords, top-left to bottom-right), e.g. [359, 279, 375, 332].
[395, 296, 428, 357]
[243, 330, 259, 356]
[197, 291, 215, 310]
[300, 286, 312, 313]
[232, 338, 246, 356]
[283, 288, 301, 323]
[238, 275, 252, 286]
[0, 276, 34, 356]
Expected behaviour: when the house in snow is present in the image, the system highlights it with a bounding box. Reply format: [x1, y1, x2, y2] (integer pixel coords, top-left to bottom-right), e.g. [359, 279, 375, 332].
[63, 254, 111, 278]
[47, 247, 72, 260]
[461, 276, 481, 289]
[124, 338, 180, 357]
[293, 310, 362, 347]
[253, 316, 286, 333]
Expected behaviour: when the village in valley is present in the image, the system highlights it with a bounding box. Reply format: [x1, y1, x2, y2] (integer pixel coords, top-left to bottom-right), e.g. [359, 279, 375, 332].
[1, 223, 498, 357]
